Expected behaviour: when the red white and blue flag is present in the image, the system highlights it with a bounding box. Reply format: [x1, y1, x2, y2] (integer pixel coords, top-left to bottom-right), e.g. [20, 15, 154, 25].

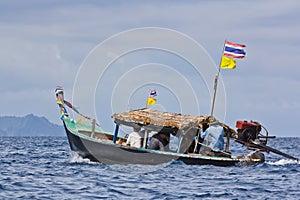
[223, 41, 246, 59]
[149, 89, 157, 98]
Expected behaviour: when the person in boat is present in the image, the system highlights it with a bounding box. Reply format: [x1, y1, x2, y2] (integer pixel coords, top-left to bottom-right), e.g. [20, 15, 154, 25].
[148, 131, 170, 151]
[186, 123, 207, 154]
[199, 118, 225, 155]
[126, 126, 144, 148]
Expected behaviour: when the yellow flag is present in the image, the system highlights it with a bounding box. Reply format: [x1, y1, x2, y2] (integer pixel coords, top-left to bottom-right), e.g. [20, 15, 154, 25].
[220, 56, 236, 69]
[146, 98, 156, 105]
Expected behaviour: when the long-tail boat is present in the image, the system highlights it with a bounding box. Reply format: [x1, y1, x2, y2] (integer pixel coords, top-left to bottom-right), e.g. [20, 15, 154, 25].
[55, 87, 298, 166]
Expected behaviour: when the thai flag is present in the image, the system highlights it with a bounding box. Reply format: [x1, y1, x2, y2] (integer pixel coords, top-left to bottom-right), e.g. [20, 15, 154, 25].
[223, 41, 246, 59]
[149, 89, 157, 98]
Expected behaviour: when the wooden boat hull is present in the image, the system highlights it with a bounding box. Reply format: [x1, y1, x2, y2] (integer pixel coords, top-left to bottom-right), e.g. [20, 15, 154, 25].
[63, 122, 245, 166]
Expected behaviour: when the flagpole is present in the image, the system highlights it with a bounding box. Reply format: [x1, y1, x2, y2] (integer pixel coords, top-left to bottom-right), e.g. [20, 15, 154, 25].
[210, 39, 227, 117]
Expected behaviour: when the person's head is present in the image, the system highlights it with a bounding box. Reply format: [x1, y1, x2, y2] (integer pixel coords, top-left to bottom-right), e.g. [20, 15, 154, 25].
[133, 126, 141, 132]
[208, 116, 221, 126]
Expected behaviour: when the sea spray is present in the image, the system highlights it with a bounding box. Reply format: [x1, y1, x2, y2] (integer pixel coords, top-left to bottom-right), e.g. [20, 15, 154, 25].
[267, 159, 300, 166]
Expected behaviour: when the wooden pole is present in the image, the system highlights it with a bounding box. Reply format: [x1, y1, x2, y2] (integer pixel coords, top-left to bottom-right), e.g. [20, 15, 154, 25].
[210, 73, 219, 117]
[210, 40, 227, 117]
[91, 119, 96, 138]
[143, 130, 149, 148]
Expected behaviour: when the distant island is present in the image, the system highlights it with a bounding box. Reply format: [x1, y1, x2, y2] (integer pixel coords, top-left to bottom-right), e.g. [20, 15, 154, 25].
[0, 114, 65, 137]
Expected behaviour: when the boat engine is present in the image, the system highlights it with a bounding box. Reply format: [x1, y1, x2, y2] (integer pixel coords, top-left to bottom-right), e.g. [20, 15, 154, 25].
[236, 120, 261, 142]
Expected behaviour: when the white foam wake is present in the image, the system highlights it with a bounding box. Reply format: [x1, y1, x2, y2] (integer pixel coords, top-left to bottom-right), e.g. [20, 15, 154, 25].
[69, 152, 96, 164]
[267, 159, 300, 166]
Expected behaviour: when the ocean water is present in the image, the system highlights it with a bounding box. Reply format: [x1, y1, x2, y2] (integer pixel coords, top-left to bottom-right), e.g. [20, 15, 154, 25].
[0, 137, 299, 200]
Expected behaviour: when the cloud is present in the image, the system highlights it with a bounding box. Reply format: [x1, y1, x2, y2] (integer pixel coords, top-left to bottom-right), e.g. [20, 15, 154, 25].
[0, 0, 299, 136]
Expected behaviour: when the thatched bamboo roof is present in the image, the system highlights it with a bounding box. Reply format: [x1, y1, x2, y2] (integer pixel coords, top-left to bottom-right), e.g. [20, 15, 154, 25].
[112, 109, 209, 129]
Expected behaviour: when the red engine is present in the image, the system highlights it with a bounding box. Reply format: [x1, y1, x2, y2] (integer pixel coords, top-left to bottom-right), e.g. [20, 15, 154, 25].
[236, 120, 261, 142]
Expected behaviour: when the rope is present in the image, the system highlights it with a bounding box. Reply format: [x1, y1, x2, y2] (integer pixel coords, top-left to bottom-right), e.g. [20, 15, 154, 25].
[63, 100, 101, 128]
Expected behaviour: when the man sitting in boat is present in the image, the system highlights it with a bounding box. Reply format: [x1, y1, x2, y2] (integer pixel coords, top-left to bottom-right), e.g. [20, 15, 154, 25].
[126, 126, 144, 148]
[199, 118, 225, 155]
[148, 131, 170, 151]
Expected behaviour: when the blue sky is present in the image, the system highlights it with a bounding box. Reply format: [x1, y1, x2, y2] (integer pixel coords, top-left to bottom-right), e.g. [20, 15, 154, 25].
[0, 1, 299, 136]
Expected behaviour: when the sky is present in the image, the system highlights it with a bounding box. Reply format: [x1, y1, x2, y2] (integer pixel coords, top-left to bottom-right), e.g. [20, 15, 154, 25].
[0, 0, 299, 137]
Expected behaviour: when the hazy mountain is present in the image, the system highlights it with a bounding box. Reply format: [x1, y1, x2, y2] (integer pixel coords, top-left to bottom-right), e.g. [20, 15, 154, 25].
[0, 114, 65, 137]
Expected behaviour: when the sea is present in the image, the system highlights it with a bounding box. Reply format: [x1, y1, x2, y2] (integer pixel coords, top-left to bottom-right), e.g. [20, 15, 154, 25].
[0, 137, 299, 200]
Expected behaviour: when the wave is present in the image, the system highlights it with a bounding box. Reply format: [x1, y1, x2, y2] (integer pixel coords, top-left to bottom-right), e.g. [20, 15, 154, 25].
[69, 152, 97, 164]
[267, 159, 300, 166]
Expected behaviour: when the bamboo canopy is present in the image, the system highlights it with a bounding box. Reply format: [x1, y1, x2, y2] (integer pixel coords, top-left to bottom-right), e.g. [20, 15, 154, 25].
[112, 108, 209, 129]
